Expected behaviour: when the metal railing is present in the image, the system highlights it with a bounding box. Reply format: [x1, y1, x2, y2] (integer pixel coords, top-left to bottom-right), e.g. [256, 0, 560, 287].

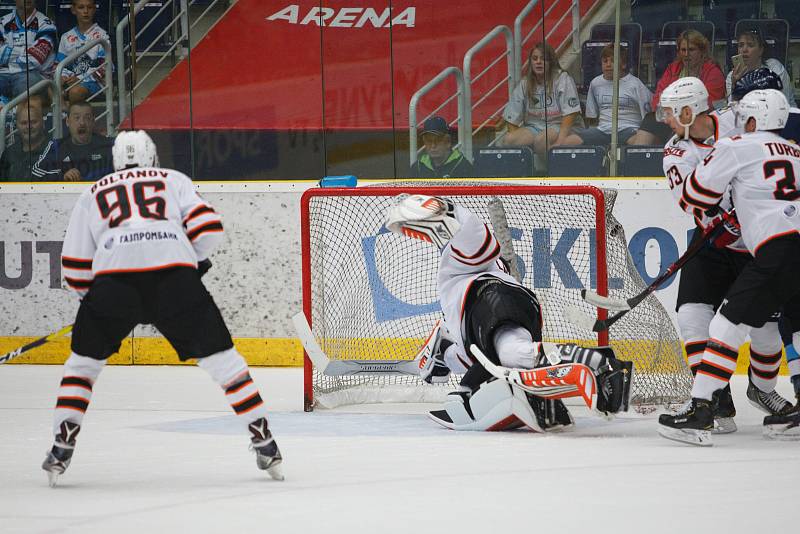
[0, 79, 55, 155]
[116, 0, 227, 122]
[53, 38, 115, 139]
[408, 67, 466, 166]
[463, 25, 515, 154]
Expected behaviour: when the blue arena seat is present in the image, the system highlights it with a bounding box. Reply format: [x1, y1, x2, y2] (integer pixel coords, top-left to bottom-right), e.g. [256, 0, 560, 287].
[661, 20, 715, 46]
[728, 19, 790, 70]
[54, 1, 112, 38]
[474, 147, 533, 178]
[653, 39, 677, 84]
[702, 0, 760, 41]
[631, 0, 684, 42]
[590, 23, 641, 77]
[620, 145, 664, 177]
[547, 146, 608, 177]
[775, 0, 800, 39]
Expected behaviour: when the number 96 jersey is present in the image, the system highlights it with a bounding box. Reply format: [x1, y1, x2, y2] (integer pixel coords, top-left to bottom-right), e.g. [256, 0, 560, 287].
[61, 167, 223, 297]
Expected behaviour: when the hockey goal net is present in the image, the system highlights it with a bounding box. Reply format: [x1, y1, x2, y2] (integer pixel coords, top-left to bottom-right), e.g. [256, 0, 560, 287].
[300, 183, 691, 411]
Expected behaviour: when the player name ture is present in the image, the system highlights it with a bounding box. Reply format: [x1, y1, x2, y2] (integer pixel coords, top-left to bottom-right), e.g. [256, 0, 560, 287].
[765, 142, 800, 158]
[118, 231, 179, 244]
[91, 170, 170, 193]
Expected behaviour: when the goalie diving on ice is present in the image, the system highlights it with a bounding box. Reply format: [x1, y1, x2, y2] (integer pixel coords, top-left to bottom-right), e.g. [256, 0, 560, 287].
[384, 194, 634, 432]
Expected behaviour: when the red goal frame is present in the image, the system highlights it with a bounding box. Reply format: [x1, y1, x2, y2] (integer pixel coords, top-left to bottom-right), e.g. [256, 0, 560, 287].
[300, 185, 609, 411]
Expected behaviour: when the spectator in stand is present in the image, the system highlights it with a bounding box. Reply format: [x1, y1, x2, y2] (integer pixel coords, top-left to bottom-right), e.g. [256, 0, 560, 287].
[497, 42, 582, 155]
[628, 30, 724, 145]
[0, 0, 57, 103]
[559, 44, 652, 148]
[411, 115, 473, 178]
[47, 101, 112, 181]
[725, 28, 795, 107]
[56, 0, 111, 105]
[0, 95, 58, 181]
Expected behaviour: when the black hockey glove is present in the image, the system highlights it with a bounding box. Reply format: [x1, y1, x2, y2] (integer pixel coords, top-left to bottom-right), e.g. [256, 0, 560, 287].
[198, 259, 212, 277]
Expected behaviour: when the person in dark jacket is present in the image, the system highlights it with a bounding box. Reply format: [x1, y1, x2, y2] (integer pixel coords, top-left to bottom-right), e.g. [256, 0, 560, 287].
[412, 116, 473, 178]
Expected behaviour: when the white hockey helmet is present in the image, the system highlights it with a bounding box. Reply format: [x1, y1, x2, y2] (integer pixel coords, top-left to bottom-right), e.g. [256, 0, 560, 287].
[112, 130, 160, 171]
[735, 89, 789, 131]
[657, 77, 709, 138]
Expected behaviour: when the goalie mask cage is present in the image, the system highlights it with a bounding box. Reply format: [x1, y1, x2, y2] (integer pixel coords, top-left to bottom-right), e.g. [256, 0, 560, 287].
[300, 183, 692, 411]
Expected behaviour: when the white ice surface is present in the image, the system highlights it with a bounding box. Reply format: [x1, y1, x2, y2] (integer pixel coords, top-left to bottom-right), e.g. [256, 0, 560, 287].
[1, 366, 798, 534]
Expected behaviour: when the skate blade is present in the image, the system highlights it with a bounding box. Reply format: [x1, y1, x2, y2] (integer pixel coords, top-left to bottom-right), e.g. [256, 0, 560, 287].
[266, 462, 285, 481]
[712, 417, 737, 434]
[658, 425, 713, 447]
[47, 471, 60, 488]
[763, 423, 800, 441]
[428, 410, 455, 430]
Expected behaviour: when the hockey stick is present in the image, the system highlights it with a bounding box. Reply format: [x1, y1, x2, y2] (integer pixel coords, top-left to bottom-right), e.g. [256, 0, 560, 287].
[487, 197, 522, 283]
[0, 325, 73, 365]
[565, 209, 736, 332]
[292, 312, 424, 376]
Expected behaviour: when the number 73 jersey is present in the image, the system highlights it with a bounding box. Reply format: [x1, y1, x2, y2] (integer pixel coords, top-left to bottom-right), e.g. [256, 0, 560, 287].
[61, 167, 223, 296]
[686, 131, 800, 254]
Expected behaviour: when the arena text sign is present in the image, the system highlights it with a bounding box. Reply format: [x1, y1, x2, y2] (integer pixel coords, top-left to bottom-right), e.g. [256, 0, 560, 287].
[266, 5, 416, 28]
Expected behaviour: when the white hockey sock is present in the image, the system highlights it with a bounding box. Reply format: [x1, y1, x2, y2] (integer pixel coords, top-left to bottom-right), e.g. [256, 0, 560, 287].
[677, 303, 714, 376]
[53, 353, 106, 436]
[691, 314, 748, 400]
[748, 322, 782, 392]
[493, 325, 537, 369]
[197, 347, 269, 424]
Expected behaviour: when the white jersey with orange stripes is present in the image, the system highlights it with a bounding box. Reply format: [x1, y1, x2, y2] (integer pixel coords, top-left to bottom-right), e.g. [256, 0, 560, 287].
[438, 205, 518, 356]
[687, 131, 800, 254]
[61, 167, 223, 297]
[662, 107, 744, 246]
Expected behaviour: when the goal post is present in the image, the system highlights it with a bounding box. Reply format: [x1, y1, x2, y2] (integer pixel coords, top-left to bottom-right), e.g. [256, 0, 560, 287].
[300, 182, 691, 411]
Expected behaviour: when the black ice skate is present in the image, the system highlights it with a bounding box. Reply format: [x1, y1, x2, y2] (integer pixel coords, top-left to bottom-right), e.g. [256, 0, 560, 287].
[248, 418, 284, 481]
[711, 384, 737, 434]
[42, 421, 80, 487]
[658, 398, 714, 446]
[763, 406, 800, 441]
[746, 373, 794, 416]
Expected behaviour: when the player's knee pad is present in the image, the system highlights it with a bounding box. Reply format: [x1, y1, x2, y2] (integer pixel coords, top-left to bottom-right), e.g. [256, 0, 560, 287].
[441, 379, 547, 432]
[749, 322, 782, 355]
[196, 346, 248, 386]
[493, 325, 537, 369]
[709, 313, 750, 349]
[677, 303, 715, 342]
[64, 352, 106, 382]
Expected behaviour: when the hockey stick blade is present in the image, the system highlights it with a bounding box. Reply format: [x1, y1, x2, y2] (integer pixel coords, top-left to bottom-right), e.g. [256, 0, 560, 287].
[580, 289, 631, 312]
[564, 305, 601, 332]
[292, 312, 423, 377]
[0, 325, 73, 365]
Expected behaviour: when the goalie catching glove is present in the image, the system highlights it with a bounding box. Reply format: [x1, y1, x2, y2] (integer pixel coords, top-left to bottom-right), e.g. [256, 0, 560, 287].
[385, 194, 461, 248]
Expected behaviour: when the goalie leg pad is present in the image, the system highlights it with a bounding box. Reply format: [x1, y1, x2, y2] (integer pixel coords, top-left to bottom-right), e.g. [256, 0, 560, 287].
[430, 379, 545, 432]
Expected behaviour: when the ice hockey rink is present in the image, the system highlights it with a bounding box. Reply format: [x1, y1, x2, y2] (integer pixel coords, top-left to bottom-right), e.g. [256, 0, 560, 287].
[1, 365, 798, 534]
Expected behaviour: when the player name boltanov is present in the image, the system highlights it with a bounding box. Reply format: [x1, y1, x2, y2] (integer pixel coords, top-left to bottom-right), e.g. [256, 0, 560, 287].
[765, 142, 800, 158]
[91, 170, 170, 193]
[119, 231, 179, 243]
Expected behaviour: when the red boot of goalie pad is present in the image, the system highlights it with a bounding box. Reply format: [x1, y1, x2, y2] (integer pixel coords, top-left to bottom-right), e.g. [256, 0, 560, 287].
[514, 363, 599, 413]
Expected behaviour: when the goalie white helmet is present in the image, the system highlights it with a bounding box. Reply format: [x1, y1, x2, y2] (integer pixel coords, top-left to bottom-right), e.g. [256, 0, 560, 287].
[735, 89, 789, 131]
[658, 77, 709, 138]
[112, 130, 160, 171]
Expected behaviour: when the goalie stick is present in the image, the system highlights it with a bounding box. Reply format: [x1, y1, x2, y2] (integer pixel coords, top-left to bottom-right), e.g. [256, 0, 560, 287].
[566, 209, 737, 332]
[487, 197, 522, 283]
[292, 312, 424, 376]
[0, 325, 73, 365]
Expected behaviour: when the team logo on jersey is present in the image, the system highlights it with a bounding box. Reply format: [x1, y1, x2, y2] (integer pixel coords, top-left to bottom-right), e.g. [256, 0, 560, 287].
[104, 237, 114, 250]
[266, 5, 416, 28]
[546, 365, 571, 379]
[784, 204, 798, 218]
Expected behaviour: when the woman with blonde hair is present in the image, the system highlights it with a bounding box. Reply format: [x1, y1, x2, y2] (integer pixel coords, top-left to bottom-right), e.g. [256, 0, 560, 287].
[498, 42, 581, 155]
[628, 29, 724, 145]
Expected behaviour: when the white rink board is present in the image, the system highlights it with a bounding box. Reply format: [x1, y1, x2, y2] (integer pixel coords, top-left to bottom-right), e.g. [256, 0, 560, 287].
[0, 179, 692, 340]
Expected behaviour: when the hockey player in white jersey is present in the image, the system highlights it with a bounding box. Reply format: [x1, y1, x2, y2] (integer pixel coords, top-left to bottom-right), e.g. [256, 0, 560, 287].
[659, 90, 800, 445]
[660, 77, 795, 433]
[42, 131, 283, 485]
[385, 194, 633, 432]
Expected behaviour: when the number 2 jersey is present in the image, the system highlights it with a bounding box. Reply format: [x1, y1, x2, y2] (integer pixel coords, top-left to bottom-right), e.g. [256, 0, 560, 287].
[61, 167, 223, 297]
[686, 131, 800, 254]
